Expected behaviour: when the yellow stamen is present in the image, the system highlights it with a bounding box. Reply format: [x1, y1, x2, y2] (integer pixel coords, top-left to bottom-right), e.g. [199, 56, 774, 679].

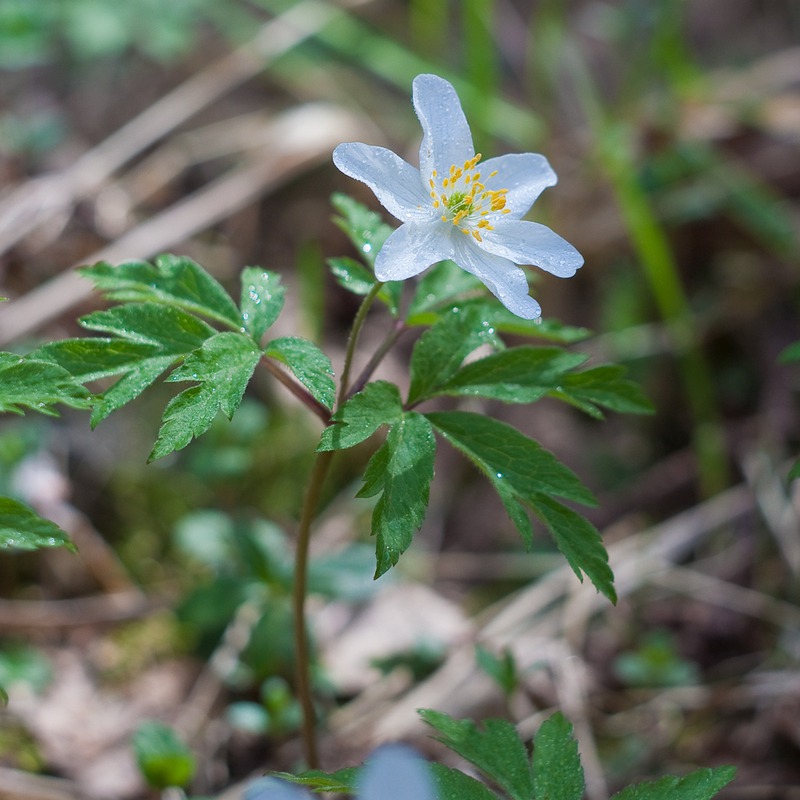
[432, 152, 510, 239]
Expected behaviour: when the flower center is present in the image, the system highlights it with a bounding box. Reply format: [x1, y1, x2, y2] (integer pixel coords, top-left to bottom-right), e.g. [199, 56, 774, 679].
[428, 154, 511, 242]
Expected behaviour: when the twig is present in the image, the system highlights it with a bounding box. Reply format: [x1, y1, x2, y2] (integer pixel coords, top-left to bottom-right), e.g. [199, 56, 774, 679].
[0, 591, 157, 630]
[0, 0, 349, 257]
[0, 767, 81, 800]
[0, 104, 362, 345]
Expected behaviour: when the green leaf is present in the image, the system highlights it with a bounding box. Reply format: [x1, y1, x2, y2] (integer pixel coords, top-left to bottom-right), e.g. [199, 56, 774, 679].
[265, 336, 335, 410]
[317, 381, 403, 451]
[330, 193, 402, 315]
[0, 645, 53, 694]
[475, 645, 518, 697]
[150, 332, 262, 460]
[82, 254, 240, 328]
[406, 270, 591, 343]
[427, 412, 614, 599]
[408, 307, 501, 405]
[31, 337, 181, 427]
[327, 256, 401, 315]
[331, 193, 393, 269]
[151, 386, 220, 462]
[426, 411, 597, 508]
[0, 497, 75, 552]
[165, 332, 262, 417]
[429, 762, 500, 800]
[328, 256, 376, 295]
[788, 458, 800, 481]
[550, 365, 654, 419]
[532, 713, 585, 800]
[328, 256, 403, 317]
[240, 267, 284, 344]
[80, 302, 215, 349]
[0, 356, 90, 415]
[39, 303, 217, 425]
[779, 340, 800, 363]
[494, 480, 535, 548]
[273, 767, 359, 794]
[420, 709, 533, 800]
[459, 301, 592, 343]
[31, 338, 161, 383]
[610, 766, 736, 800]
[529, 494, 616, 603]
[308, 544, 382, 602]
[440, 347, 588, 403]
[357, 413, 435, 577]
[132, 721, 195, 790]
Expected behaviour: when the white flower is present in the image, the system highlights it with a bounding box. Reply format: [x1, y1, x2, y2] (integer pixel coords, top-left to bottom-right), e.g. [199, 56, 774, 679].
[333, 74, 583, 319]
[243, 745, 435, 800]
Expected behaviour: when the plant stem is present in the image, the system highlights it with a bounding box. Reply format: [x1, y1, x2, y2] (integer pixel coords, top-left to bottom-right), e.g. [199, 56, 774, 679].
[338, 281, 384, 404]
[261, 357, 330, 423]
[292, 282, 384, 767]
[292, 447, 334, 769]
[348, 318, 408, 400]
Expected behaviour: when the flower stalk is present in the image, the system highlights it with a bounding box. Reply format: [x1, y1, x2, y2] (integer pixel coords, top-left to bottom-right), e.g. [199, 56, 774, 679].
[292, 283, 386, 767]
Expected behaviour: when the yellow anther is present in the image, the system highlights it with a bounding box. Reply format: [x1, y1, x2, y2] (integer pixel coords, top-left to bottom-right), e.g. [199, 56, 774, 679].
[434, 154, 512, 235]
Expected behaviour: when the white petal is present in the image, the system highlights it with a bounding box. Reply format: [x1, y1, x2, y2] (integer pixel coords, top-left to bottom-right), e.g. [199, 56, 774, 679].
[244, 778, 310, 800]
[480, 153, 557, 217]
[358, 746, 436, 800]
[374, 222, 455, 281]
[333, 143, 432, 222]
[413, 74, 475, 182]
[480, 220, 583, 278]
[453, 236, 541, 319]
